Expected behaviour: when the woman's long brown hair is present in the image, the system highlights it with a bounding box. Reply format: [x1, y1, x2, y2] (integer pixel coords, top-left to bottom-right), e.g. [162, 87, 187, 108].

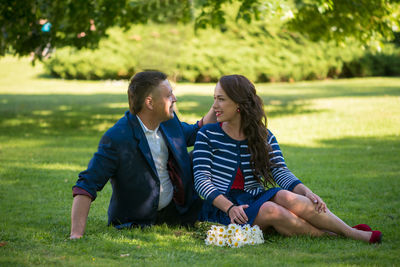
[219, 75, 275, 188]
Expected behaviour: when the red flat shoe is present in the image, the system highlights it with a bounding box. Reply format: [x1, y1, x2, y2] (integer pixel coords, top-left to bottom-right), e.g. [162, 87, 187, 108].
[369, 230, 382, 244]
[352, 224, 372, 231]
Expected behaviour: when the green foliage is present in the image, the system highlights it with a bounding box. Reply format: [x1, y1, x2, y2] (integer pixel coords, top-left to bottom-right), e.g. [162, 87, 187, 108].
[289, 0, 400, 43]
[1, 0, 399, 60]
[43, 22, 400, 82]
[341, 45, 400, 78]
[195, 0, 400, 43]
[44, 25, 186, 80]
[0, 0, 192, 60]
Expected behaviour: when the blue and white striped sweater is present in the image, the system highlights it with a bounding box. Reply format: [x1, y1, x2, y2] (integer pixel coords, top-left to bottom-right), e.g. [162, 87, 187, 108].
[193, 123, 301, 203]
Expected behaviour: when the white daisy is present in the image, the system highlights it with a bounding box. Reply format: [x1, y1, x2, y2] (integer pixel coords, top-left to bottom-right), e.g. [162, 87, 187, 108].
[216, 237, 226, 247]
[243, 224, 251, 232]
[229, 237, 244, 248]
[205, 223, 264, 247]
[205, 235, 216, 245]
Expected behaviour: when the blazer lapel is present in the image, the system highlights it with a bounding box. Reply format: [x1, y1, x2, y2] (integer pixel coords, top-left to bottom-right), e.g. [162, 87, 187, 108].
[160, 123, 182, 169]
[126, 113, 158, 177]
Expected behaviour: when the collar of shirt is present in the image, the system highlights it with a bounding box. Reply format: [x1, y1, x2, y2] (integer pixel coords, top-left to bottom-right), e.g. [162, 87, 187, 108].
[136, 115, 160, 134]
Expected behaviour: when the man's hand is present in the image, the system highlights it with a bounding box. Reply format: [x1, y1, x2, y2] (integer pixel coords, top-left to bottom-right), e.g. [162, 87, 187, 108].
[202, 106, 217, 125]
[70, 234, 83, 240]
[70, 195, 92, 239]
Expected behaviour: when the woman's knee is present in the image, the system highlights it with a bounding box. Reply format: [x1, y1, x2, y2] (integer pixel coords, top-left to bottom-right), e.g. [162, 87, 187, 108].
[258, 201, 287, 220]
[273, 190, 298, 205]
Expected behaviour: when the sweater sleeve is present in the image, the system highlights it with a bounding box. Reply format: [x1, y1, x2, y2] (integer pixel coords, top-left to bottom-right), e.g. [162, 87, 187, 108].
[268, 130, 302, 191]
[193, 129, 222, 203]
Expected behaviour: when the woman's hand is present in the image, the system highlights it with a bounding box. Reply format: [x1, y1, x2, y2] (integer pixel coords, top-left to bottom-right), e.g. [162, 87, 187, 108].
[292, 184, 327, 213]
[212, 195, 249, 224]
[305, 191, 327, 213]
[228, 204, 249, 224]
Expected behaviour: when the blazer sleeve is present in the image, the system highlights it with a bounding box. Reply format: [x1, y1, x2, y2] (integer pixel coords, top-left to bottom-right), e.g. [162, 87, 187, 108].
[268, 130, 302, 191]
[180, 120, 201, 147]
[73, 133, 119, 200]
[193, 129, 222, 203]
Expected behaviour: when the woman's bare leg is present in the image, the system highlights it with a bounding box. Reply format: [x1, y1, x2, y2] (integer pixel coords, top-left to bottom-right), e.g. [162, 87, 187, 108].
[253, 201, 325, 237]
[271, 190, 372, 242]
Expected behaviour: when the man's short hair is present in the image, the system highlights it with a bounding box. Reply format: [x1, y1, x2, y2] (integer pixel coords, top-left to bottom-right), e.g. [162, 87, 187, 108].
[128, 70, 168, 114]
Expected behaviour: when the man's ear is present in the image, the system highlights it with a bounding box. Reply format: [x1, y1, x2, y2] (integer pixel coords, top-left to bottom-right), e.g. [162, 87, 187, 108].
[144, 96, 153, 111]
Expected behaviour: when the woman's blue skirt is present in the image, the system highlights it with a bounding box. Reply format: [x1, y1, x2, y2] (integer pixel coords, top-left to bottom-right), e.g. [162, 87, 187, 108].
[198, 188, 282, 226]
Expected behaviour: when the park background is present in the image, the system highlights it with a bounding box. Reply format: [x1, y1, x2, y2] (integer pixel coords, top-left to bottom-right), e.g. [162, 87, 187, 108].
[1, 0, 400, 266]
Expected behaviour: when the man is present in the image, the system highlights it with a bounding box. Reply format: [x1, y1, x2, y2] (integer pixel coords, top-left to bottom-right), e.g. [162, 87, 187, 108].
[70, 71, 215, 239]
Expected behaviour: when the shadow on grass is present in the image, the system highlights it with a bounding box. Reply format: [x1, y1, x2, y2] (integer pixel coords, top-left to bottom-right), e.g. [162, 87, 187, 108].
[281, 135, 399, 188]
[0, 93, 325, 137]
[177, 94, 323, 119]
[0, 94, 127, 137]
[256, 79, 400, 99]
[2, 79, 399, 137]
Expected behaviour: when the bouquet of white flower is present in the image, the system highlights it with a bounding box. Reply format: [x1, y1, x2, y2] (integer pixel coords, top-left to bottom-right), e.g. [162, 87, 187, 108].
[205, 224, 264, 248]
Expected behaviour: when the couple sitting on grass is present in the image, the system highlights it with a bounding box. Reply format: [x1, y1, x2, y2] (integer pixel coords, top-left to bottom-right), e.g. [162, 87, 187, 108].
[70, 70, 381, 244]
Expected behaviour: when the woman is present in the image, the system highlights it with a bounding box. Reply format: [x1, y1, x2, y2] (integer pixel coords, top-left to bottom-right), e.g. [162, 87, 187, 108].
[193, 74, 381, 243]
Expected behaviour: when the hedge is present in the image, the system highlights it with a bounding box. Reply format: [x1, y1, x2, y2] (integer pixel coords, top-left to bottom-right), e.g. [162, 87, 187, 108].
[44, 22, 400, 82]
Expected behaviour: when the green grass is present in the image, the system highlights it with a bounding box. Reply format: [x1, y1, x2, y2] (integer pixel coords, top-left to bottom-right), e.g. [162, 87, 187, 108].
[1, 56, 400, 266]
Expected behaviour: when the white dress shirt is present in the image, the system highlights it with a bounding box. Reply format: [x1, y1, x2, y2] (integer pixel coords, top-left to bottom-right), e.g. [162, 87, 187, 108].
[136, 116, 173, 210]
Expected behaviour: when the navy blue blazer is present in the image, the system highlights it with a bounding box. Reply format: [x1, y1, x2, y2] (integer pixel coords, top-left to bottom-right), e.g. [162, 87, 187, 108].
[74, 111, 200, 226]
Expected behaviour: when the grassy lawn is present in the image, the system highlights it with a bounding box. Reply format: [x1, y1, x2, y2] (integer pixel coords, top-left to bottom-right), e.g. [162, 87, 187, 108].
[0, 56, 399, 266]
